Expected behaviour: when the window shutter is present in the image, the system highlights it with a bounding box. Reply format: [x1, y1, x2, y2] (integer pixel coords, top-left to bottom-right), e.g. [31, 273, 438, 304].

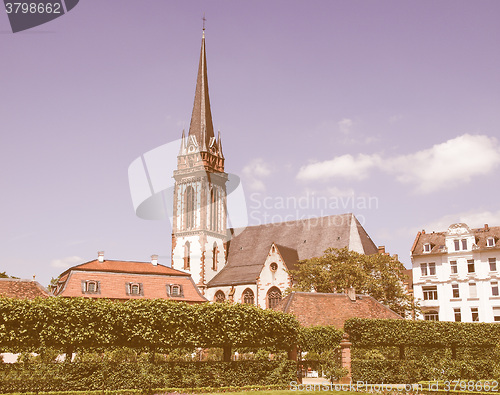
[179, 285, 184, 298]
[125, 282, 130, 295]
[166, 284, 170, 296]
[97, 281, 101, 294]
[81, 281, 86, 294]
[139, 283, 144, 296]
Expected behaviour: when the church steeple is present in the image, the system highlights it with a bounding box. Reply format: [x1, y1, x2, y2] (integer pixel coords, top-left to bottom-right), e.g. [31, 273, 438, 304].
[188, 29, 214, 149]
[171, 26, 228, 290]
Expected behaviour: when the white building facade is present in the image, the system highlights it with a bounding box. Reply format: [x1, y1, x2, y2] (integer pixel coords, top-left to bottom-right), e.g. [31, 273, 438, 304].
[411, 223, 500, 322]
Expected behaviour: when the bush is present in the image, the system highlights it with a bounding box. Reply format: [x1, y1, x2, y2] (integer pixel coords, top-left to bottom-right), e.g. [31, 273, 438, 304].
[0, 360, 297, 393]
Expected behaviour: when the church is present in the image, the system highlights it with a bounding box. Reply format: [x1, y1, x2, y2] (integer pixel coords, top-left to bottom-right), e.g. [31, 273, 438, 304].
[170, 29, 379, 308]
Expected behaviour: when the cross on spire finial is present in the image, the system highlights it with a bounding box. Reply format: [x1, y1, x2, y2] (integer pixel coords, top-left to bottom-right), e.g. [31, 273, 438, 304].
[202, 13, 206, 31]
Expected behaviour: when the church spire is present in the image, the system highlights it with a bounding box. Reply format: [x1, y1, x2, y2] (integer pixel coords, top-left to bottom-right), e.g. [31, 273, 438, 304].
[188, 27, 214, 149]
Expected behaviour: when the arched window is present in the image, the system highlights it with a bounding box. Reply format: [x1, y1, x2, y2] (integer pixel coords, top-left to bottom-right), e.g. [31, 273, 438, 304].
[214, 290, 225, 303]
[212, 242, 218, 271]
[210, 188, 218, 231]
[185, 186, 195, 229]
[267, 287, 282, 309]
[242, 288, 254, 305]
[184, 241, 190, 270]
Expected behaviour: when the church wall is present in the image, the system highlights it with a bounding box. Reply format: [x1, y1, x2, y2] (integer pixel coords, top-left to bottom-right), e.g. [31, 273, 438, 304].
[171, 234, 203, 285]
[256, 245, 290, 308]
[205, 284, 258, 305]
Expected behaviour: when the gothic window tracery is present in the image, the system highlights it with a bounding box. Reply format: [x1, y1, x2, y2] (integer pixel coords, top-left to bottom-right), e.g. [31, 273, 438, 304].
[212, 242, 218, 271]
[184, 241, 191, 270]
[215, 290, 225, 303]
[267, 287, 282, 309]
[242, 288, 255, 305]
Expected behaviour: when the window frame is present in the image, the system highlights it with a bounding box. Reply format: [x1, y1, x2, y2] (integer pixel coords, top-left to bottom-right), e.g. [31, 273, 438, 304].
[126, 282, 143, 296]
[454, 307, 461, 322]
[489, 257, 497, 272]
[452, 284, 460, 298]
[242, 288, 255, 305]
[467, 259, 475, 273]
[492, 281, 499, 297]
[471, 307, 479, 322]
[469, 282, 477, 298]
[424, 310, 439, 321]
[423, 286, 438, 301]
[450, 260, 458, 274]
[267, 286, 282, 309]
[81, 280, 100, 295]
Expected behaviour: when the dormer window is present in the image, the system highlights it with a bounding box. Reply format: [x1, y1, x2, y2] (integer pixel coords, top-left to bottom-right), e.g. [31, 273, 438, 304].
[423, 243, 432, 253]
[167, 284, 184, 298]
[82, 280, 100, 294]
[126, 282, 143, 296]
[487, 237, 495, 247]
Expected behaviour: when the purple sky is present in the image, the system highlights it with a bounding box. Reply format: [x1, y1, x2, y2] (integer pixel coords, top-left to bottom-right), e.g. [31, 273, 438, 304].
[1, 1, 500, 287]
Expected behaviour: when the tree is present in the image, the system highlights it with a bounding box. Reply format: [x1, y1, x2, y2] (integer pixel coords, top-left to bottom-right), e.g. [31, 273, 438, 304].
[288, 247, 416, 317]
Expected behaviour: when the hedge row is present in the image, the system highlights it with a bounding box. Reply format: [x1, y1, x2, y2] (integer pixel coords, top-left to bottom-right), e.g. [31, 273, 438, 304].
[298, 325, 343, 353]
[344, 318, 500, 348]
[0, 360, 296, 393]
[0, 298, 299, 353]
[352, 359, 495, 384]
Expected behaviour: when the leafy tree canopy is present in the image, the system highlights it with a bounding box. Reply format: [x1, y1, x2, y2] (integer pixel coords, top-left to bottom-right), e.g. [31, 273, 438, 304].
[288, 247, 416, 317]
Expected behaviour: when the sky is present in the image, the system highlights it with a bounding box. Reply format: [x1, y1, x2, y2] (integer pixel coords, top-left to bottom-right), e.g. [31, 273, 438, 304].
[1, 0, 500, 288]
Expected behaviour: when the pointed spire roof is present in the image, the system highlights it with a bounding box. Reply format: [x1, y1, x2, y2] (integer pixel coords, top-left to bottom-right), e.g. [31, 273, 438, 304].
[188, 30, 214, 149]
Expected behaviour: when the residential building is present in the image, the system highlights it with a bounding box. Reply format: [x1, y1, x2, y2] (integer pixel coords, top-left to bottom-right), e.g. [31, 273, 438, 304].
[411, 223, 500, 322]
[53, 252, 206, 303]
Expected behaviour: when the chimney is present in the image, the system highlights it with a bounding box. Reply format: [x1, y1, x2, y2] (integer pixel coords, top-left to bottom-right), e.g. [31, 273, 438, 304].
[422, 230, 426, 234]
[151, 254, 158, 266]
[347, 287, 356, 302]
[485, 224, 489, 231]
[378, 246, 386, 254]
[98, 251, 104, 263]
[393, 253, 399, 261]
[32, 274, 36, 281]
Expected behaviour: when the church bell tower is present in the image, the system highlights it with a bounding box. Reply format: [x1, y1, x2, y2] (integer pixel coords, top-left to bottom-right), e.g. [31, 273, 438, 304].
[171, 29, 228, 292]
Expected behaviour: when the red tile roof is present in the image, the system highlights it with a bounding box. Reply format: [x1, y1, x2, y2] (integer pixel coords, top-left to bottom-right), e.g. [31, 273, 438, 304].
[54, 259, 206, 303]
[274, 292, 402, 328]
[0, 279, 50, 299]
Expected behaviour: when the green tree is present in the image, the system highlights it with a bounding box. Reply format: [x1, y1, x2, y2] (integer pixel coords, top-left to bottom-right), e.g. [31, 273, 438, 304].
[288, 247, 416, 317]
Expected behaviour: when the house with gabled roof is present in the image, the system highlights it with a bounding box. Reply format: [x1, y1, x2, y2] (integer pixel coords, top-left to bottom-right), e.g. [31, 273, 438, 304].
[53, 252, 206, 303]
[412, 222, 500, 322]
[274, 292, 402, 328]
[0, 278, 49, 299]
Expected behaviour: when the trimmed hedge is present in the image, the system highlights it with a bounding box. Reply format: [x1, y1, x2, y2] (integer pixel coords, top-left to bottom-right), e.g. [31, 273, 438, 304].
[0, 360, 296, 393]
[352, 359, 494, 384]
[344, 318, 500, 348]
[298, 326, 343, 353]
[0, 298, 299, 353]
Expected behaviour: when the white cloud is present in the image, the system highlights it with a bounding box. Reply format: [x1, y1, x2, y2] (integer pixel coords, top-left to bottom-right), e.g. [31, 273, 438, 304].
[296, 134, 500, 194]
[50, 256, 83, 269]
[389, 115, 403, 124]
[242, 158, 272, 191]
[338, 118, 353, 135]
[384, 134, 500, 193]
[421, 209, 500, 233]
[326, 186, 355, 197]
[297, 153, 381, 182]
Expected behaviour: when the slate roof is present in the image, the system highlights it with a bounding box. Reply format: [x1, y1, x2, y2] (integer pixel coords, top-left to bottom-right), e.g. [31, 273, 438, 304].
[274, 292, 402, 328]
[207, 213, 377, 287]
[188, 31, 214, 147]
[411, 224, 500, 255]
[0, 278, 50, 299]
